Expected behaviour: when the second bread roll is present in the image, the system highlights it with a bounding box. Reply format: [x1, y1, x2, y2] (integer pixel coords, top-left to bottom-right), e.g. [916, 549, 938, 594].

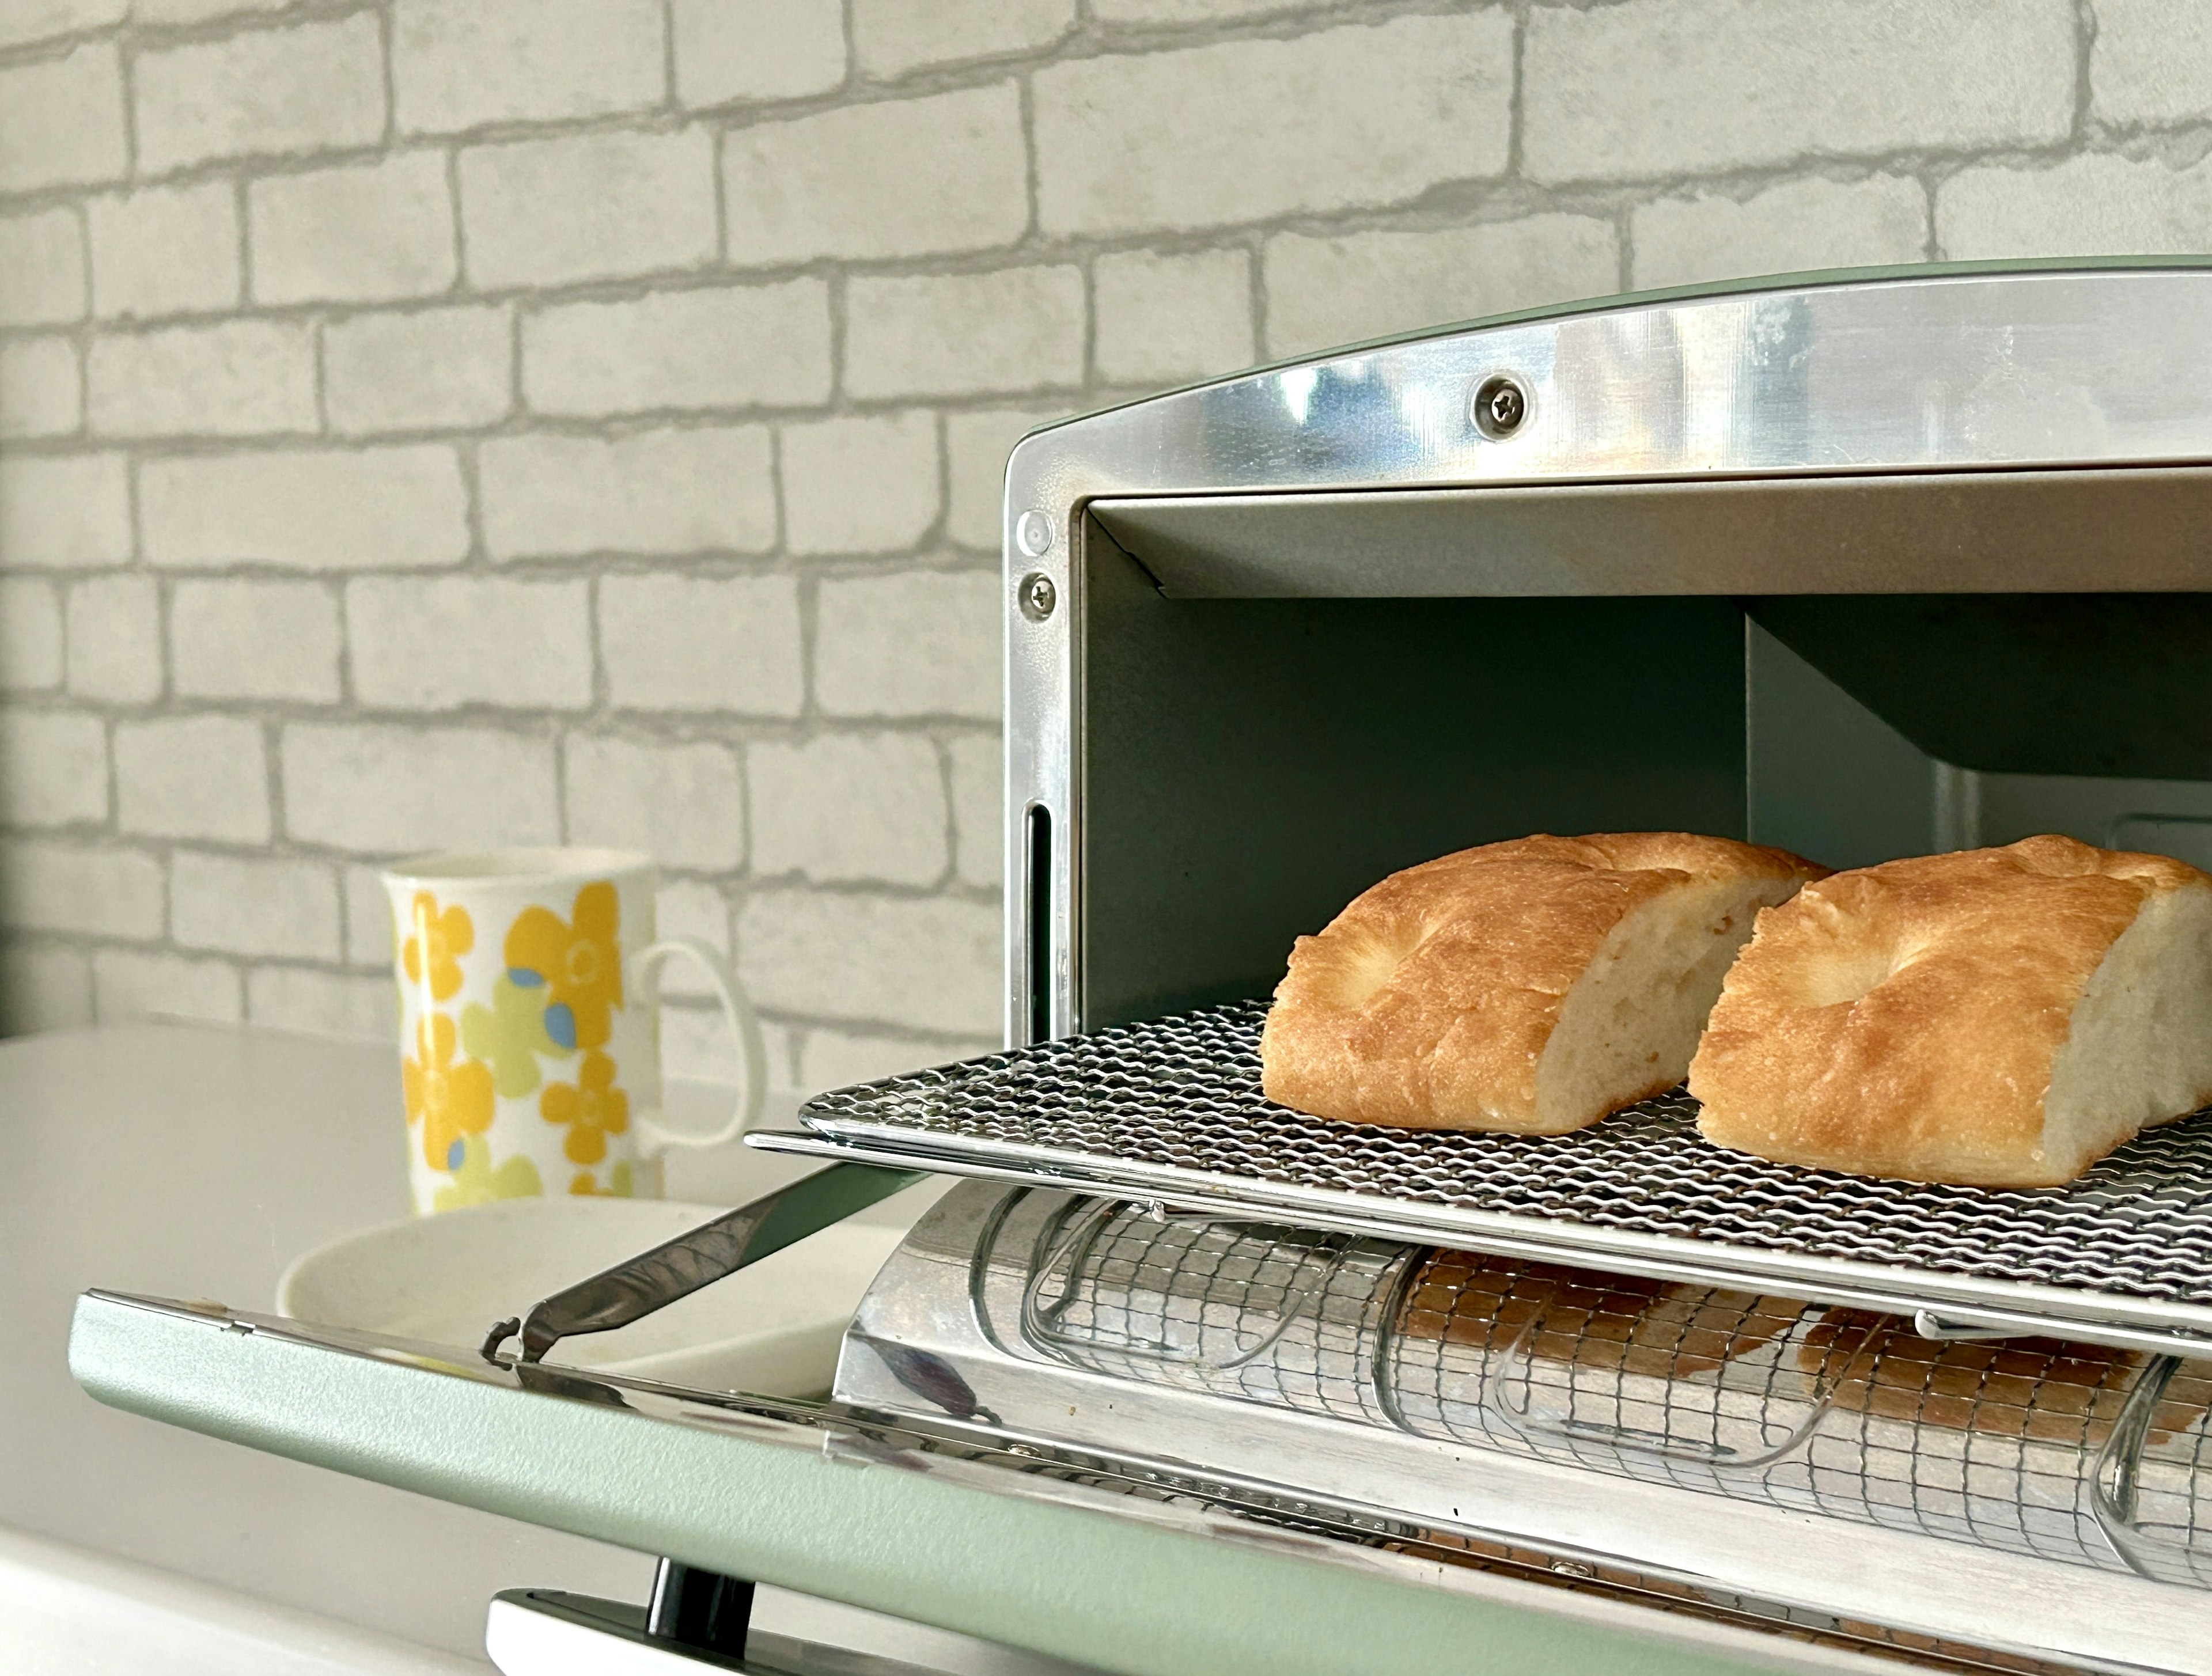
[1689, 836, 2212, 1186]
[1261, 833, 1824, 1133]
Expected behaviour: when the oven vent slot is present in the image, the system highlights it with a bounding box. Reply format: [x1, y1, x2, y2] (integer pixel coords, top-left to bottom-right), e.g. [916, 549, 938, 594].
[1024, 804, 1052, 1046]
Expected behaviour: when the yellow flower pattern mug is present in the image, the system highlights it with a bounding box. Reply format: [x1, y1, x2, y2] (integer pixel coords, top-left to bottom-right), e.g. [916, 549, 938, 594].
[382, 849, 766, 1215]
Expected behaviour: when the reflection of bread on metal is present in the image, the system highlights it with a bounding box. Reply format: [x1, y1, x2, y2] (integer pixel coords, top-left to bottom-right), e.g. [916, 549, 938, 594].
[1796, 1308, 2212, 1448]
[1263, 833, 1825, 1133]
[1396, 1252, 1800, 1379]
[1691, 836, 2212, 1186]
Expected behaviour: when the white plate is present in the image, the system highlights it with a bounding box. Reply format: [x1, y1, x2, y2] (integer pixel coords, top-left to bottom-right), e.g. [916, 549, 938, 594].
[276, 1197, 906, 1398]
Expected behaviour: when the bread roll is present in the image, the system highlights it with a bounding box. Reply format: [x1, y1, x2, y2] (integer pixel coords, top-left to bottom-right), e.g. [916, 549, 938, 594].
[1689, 835, 2212, 1186]
[1261, 833, 1825, 1133]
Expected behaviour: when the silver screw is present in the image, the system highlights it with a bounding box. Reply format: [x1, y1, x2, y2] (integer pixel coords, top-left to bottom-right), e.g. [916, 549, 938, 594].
[1019, 571, 1057, 621]
[1473, 374, 1528, 438]
[1472, 374, 1529, 438]
[1015, 509, 1054, 558]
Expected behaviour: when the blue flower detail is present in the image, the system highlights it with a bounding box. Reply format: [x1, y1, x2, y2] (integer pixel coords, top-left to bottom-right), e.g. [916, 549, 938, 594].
[543, 1002, 578, 1051]
[446, 1137, 465, 1170]
[507, 966, 545, 988]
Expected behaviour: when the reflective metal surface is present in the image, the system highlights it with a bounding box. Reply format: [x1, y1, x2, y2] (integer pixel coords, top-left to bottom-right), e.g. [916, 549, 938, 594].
[999, 266, 2212, 1039]
[759, 1003, 2212, 1361]
[482, 1162, 922, 1364]
[69, 1291, 1906, 1676]
[836, 1181, 2212, 1674]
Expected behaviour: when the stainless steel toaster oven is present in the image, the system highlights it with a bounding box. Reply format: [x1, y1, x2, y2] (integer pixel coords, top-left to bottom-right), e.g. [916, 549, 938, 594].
[70, 264, 2212, 1675]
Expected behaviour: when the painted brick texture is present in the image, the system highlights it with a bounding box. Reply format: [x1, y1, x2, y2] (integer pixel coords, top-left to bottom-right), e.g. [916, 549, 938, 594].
[0, 0, 2168, 1093]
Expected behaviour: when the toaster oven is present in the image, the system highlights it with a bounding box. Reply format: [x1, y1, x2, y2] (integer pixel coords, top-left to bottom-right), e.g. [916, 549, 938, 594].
[69, 264, 2212, 1674]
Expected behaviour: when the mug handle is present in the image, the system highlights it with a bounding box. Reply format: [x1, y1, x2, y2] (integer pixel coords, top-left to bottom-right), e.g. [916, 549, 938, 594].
[626, 938, 768, 1154]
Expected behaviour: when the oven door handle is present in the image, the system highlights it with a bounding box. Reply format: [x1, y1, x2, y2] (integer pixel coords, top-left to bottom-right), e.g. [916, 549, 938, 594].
[480, 1162, 926, 1366]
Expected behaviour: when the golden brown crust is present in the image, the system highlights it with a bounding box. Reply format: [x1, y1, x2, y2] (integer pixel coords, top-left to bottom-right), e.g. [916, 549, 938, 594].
[1260, 833, 1826, 1130]
[1688, 835, 2212, 1185]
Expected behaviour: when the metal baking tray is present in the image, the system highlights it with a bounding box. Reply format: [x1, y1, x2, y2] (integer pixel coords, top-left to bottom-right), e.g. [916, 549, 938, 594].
[747, 1000, 2212, 1360]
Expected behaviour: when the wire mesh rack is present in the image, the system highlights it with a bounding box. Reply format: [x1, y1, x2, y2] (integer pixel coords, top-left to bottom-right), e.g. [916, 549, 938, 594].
[1388, 1253, 2212, 1578]
[786, 999, 2212, 1354]
[1014, 1197, 1410, 1427]
[976, 1194, 2212, 1585]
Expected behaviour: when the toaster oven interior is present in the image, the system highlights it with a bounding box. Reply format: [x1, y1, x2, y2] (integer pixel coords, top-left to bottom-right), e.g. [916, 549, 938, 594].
[1075, 498, 2212, 1031]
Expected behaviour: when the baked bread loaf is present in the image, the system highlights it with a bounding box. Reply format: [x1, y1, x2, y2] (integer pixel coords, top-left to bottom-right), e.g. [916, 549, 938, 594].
[1261, 833, 1825, 1133]
[1688, 835, 2212, 1186]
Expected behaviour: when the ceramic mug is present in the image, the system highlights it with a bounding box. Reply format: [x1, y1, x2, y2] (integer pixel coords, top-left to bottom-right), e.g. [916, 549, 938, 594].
[381, 848, 765, 1215]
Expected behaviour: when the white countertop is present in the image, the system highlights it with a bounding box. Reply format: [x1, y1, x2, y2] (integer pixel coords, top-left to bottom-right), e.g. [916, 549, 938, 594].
[0, 1022, 980, 1673]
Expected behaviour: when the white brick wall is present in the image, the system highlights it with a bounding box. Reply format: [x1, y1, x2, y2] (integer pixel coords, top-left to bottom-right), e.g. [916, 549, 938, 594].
[134, 16, 385, 174]
[522, 283, 832, 416]
[816, 571, 999, 719]
[1938, 153, 2212, 259]
[851, 0, 1070, 79]
[115, 714, 270, 841]
[2092, 0, 2212, 128]
[480, 429, 775, 559]
[346, 576, 592, 711]
[0, 0, 2194, 1070]
[392, 0, 665, 135]
[88, 319, 317, 439]
[0, 44, 126, 192]
[844, 268, 1085, 398]
[141, 447, 470, 568]
[1632, 176, 1927, 291]
[1522, 0, 2074, 183]
[281, 722, 556, 850]
[1033, 17, 1513, 236]
[1, 336, 82, 439]
[0, 0, 124, 51]
[737, 888, 999, 1036]
[89, 184, 241, 320]
[0, 579, 63, 692]
[722, 85, 1028, 266]
[0, 710, 108, 828]
[672, 0, 846, 106]
[249, 153, 457, 305]
[1, 841, 163, 938]
[564, 734, 746, 871]
[171, 578, 342, 702]
[1263, 217, 1619, 362]
[779, 412, 939, 555]
[1, 454, 132, 568]
[1094, 248, 1254, 388]
[749, 732, 947, 885]
[64, 571, 161, 702]
[945, 406, 1067, 550]
[460, 130, 717, 289]
[599, 573, 803, 714]
[324, 305, 512, 434]
[945, 732, 1001, 892]
[171, 849, 340, 959]
[1, 209, 88, 325]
